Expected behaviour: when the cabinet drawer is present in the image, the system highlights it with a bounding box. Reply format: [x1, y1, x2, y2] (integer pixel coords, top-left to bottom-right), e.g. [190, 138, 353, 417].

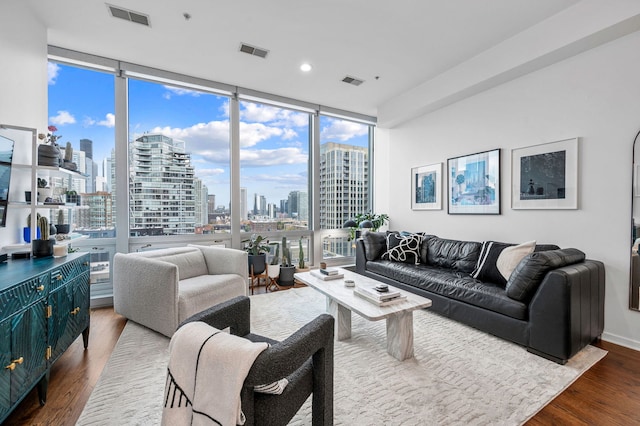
[0, 276, 48, 322]
[49, 257, 89, 291]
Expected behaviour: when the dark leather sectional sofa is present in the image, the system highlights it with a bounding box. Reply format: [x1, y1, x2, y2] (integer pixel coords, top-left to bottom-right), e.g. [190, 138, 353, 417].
[355, 232, 605, 364]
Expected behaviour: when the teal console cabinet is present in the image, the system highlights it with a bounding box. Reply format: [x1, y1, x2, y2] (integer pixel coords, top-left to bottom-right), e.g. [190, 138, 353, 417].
[0, 253, 90, 423]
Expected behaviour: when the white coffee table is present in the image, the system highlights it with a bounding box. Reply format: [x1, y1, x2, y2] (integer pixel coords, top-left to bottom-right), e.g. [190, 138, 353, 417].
[294, 268, 432, 361]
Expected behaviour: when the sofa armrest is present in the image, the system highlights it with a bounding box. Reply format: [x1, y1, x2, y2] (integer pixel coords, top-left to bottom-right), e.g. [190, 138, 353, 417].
[527, 259, 605, 363]
[190, 245, 248, 281]
[113, 253, 180, 337]
[180, 295, 251, 337]
[356, 238, 368, 274]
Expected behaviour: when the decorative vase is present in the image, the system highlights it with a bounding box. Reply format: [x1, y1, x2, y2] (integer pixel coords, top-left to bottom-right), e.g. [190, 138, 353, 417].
[32, 238, 54, 258]
[23, 227, 41, 243]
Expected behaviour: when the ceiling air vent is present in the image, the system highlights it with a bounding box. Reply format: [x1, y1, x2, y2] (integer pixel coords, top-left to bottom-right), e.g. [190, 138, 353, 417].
[107, 4, 150, 26]
[239, 43, 269, 59]
[342, 76, 364, 86]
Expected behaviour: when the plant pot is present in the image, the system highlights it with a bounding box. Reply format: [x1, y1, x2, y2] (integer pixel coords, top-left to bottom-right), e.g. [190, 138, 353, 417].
[23, 227, 41, 243]
[248, 254, 267, 275]
[32, 238, 54, 258]
[278, 265, 296, 287]
[25, 191, 31, 203]
[56, 224, 70, 234]
[267, 264, 280, 278]
[67, 194, 81, 206]
[37, 187, 53, 203]
[37, 143, 61, 167]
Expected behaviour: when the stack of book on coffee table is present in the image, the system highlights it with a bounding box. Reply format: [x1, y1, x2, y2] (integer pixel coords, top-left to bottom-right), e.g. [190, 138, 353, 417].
[310, 267, 344, 281]
[353, 284, 407, 306]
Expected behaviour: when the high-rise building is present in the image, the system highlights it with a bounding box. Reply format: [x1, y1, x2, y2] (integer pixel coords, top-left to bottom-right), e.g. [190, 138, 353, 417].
[240, 187, 247, 220]
[319, 142, 368, 229]
[80, 138, 93, 159]
[288, 190, 308, 222]
[129, 134, 198, 235]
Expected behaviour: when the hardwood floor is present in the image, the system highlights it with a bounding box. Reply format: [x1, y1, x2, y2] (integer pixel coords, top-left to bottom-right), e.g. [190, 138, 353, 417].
[3, 305, 639, 425]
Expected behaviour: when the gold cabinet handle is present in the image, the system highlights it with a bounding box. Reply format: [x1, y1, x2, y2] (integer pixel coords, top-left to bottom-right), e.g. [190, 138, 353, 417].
[71, 307, 80, 315]
[36, 285, 45, 291]
[57, 274, 63, 281]
[83, 262, 89, 266]
[4, 358, 22, 370]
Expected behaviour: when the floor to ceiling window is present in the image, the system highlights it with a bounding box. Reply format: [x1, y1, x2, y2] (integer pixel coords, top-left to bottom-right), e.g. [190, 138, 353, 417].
[47, 61, 116, 302]
[319, 115, 372, 259]
[128, 79, 231, 236]
[48, 48, 376, 297]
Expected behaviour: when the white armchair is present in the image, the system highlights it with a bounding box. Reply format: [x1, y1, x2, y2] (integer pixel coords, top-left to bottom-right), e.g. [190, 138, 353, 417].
[113, 245, 248, 337]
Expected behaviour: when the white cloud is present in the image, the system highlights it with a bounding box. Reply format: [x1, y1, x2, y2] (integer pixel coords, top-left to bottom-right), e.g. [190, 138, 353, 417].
[321, 118, 368, 142]
[162, 85, 202, 98]
[150, 121, 230, 152]
[239, 122, 284, 147]
[98, 113, 115, 128]
[196, 167, 226, 176]
[50, 110, 76, 125]
[240, 102, 308, 128]
[240, 147, 307, 167]
[243, 172, 307, 186]
[48, 63, 60, 85]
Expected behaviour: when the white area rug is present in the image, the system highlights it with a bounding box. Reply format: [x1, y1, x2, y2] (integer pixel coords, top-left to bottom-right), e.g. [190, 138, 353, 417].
[77, 287, 606, 425]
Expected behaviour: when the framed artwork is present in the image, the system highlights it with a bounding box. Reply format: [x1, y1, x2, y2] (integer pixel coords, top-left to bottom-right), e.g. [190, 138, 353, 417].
[511, 138, 578, 209]
[635, 164, 640, 197]
[447, 149, 501, 215]
[411, 163, 442, 210]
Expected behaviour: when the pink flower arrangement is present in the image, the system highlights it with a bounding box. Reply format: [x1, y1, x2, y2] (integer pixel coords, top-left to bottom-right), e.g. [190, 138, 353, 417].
[38, 125, 62, 145]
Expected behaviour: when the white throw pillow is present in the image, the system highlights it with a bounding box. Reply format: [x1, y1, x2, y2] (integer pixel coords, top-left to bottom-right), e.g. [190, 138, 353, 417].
[496, 240, 536, 281]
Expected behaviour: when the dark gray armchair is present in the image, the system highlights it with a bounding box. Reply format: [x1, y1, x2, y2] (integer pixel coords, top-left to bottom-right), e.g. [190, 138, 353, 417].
[181, 296, 334, 426]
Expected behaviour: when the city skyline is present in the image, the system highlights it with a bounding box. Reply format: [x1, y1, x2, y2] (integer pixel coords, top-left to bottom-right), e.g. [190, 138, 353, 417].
[48, 62, 369, 208]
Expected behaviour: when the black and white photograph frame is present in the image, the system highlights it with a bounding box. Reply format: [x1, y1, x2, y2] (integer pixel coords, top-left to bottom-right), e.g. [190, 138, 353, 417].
[447, 149, 501, 215]
[411, 163, 442, 210]
[511, 138, 578, 209]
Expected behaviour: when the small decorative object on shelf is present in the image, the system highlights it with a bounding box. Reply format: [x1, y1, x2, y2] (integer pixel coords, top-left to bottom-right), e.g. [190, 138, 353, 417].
[62, 141, 77, 171]
[37, 126, 62, 167]
[56, 210, 70, 234]
[37, 177, 53, 203]
[32, 215, 54, 258]
[66, 190, 81, 206]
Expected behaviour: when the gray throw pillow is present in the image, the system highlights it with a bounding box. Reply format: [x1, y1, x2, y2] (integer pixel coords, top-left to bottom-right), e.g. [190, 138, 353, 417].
[361, 231, 387, 261]
[505, 248, 586, 302]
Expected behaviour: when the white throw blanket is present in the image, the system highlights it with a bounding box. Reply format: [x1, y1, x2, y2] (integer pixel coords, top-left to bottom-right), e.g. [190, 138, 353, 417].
[162, 322, 268, 426]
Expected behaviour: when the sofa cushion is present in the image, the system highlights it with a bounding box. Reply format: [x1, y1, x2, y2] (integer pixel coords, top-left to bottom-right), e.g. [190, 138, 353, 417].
[506, 248, 586, 302]
[361, 231, 387, 261]
[425, 237, 481, 273]
[472, 241, 536, 286]
[366, 260, 527, 320]
[138, 247, 209, 280]
[382, 232, 422, 264]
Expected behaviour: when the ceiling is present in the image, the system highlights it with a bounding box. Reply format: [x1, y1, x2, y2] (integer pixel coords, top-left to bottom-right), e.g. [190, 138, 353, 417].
[25, 0, 580, 118]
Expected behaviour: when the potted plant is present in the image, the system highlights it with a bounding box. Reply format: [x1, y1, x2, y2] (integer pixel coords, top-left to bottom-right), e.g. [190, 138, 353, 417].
[32, 215, 54, 257]
[296, 237, 309, 273]
[37, 125, 62, 167]
[56, 209, 70, 234]
[243, 234, 271, 276]
[345, 212, 390, 240]
[37, 177, 53, 203]
[267, 242, 280, 279]
[278, 236, 296, 287]
[66, 190, 81, 206]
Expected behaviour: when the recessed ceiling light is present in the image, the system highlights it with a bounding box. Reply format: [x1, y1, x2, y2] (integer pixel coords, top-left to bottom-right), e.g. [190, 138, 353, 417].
[300, 63, 312, 72]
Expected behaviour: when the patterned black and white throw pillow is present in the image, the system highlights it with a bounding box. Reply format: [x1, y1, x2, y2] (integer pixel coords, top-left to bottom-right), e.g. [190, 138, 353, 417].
[382, 232, 422, 264]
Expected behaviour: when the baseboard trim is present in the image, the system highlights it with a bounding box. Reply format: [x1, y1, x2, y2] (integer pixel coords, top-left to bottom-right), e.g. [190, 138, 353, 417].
[602, 331, 640, 352]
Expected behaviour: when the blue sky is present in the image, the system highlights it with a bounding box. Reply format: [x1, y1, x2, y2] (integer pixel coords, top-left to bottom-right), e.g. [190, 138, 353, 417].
[48, 62, 369, 207]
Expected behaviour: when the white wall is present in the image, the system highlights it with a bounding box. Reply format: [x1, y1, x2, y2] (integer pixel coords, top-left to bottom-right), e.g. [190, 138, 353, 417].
[378, 30, 640, 349]
[0, 0, 48, 246]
